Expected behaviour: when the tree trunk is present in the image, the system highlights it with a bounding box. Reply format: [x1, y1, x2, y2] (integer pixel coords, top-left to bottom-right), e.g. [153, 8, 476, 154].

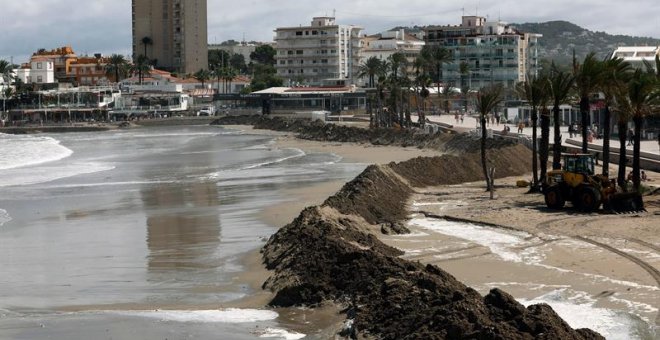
[580, 96, 590, 153]
[531, 108, 539, 191]
[617, 121, 628, 188]
[481, 115, 491, 191]
[489, 167, 496, 199]
[552, 104, 562, 170]
[539, 109, 550, 185]
[602, 105, 611, 176]
[632, 115, 642, 191]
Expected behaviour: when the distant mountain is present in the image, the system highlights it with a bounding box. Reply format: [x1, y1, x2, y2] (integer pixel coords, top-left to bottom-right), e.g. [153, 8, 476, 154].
[512, 21, 660, 65]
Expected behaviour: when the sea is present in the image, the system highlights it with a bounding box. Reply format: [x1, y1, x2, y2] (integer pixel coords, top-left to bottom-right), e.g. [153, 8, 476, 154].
[0, 125, 365, 340]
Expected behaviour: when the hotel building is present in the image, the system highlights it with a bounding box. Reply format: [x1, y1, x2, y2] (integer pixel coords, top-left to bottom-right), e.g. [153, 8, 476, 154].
[424, 16, 541, 89]
[274, 17, 363, 86]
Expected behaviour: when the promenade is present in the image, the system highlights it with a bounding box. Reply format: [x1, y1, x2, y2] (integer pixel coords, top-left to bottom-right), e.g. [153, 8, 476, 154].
[425, 113, 660, 158]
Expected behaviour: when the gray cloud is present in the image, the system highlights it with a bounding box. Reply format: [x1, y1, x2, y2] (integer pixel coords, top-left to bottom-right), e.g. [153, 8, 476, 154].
[1, 0, 658, 63]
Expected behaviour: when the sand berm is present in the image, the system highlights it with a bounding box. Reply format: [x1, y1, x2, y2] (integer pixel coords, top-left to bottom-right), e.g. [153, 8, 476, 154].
[213, 115, 604, 340]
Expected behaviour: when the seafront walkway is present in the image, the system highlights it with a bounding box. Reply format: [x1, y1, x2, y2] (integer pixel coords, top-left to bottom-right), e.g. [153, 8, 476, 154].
[424, 114, 660, 160]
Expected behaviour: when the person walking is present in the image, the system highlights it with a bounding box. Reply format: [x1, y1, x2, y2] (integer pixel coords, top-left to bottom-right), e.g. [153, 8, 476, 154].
[627, 128, 634, 146]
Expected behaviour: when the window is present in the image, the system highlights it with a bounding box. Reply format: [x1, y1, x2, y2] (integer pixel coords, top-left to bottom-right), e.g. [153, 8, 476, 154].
[37, 62, 43, 69]
[37, 75, 43, 82]
[296, 31, 303, 36]
[296, 50, 303, 55]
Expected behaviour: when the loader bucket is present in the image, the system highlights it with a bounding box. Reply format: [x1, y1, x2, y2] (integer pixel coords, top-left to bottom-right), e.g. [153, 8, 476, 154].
[606, 192, 645, 213]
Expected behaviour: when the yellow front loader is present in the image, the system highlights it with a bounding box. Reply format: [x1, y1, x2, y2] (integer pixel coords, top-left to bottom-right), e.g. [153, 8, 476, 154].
[543, 154, 644, 213]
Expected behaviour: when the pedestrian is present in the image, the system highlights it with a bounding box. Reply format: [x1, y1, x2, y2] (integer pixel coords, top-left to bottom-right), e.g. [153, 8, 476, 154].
[641, 171, 648, 182]
[460, 113, 464, 124]
[568, 123, 574, 138]
[627, 128, 634, 146]
[517, 121, 524, 134]
[495, 112, 500, 125]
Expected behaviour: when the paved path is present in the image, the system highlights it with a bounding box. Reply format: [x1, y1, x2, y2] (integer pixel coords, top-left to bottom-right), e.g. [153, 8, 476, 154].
[424, 114, 660, 157]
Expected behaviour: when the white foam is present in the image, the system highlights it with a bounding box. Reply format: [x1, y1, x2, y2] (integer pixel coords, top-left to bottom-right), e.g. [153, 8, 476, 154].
[409, 217, 533, 262]
[0, 162, 115, 188]
[113, 309, 278, 323]
[241, 148, 306, 170]
[519, 289, 644, 340]
[0, 134, 73, 170]
[258, 327, 306, 339]
[0, 209, 11, 226]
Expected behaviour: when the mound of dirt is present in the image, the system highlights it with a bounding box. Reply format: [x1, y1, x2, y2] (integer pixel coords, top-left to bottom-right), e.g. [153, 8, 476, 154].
[212, 115, 520, 155]
[262, 206, 602, 339]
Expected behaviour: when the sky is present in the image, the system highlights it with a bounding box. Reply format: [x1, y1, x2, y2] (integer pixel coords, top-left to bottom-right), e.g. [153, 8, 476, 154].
[1, 0, 659, 63]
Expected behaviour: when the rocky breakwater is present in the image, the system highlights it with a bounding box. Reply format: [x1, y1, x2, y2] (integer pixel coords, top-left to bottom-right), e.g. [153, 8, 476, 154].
[214, 116, 603, 338]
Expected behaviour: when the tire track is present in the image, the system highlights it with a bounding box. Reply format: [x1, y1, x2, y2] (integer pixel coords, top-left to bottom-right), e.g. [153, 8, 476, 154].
[573, 235, 660, 326]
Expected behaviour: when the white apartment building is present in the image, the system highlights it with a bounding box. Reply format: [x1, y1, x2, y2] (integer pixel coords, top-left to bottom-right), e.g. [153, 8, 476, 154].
[424, 16, 541, 89]
[275, 17, 363, 86]
[14, 58, 56, 84]
[360, 29, 425, 84]
[611, 46, 659, 71]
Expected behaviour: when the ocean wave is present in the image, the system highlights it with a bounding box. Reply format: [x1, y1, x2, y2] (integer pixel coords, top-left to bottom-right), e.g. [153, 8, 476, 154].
[240, 148, 306, 170]
[519, 289, 652, 340]
[0, 209, 11, 226]
[257, 327, 306, 339]
[0, 134, 73, 170]
[110, 309, 278, 323]
[0, 162, 115, 188]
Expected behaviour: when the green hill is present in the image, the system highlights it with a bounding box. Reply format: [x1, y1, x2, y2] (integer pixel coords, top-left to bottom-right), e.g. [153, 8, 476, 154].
[512, 21, 660, 65]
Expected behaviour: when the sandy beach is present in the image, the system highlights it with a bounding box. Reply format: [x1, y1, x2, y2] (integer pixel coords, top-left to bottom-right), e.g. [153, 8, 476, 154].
[239, 123, 659, 338]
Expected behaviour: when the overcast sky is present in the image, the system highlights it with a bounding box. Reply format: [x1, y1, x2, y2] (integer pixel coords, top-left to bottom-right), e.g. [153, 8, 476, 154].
[1, 0, 659, 63]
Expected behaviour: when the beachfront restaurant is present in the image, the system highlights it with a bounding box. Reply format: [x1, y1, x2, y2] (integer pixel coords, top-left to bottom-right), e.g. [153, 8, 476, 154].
[213, 86, 368, 116]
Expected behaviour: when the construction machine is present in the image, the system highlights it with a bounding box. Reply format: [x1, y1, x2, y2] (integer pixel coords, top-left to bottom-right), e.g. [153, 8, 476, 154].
[543, 153, 644, 213]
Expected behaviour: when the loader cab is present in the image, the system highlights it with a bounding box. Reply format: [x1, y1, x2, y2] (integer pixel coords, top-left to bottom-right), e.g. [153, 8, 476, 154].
[563, 154, 595, 176]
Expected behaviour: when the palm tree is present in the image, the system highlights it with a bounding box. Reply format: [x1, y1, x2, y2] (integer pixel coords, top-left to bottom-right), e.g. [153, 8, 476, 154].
[223, 67, 237, 93]
[357, 57, 384, 88]
[600, 57, 632, 177]
[547, 65, 575, 170]
[421, 45, 453, 103]
[459, 61, 471, 113]
[0, 59, 12, 114]
[194, 69, 213, 88]
[131, 55, 151, 85]
[618, 69, 659, 191]
[476, 85, 504, 194]
[516, 75, 546, 191]
[387, 53, 408, 127]
[573, 52, 604, 153]
[141, 37, 153, 59]
[105, 54, 129, 83]
[536, 77, 551, 185]
[412, 55, 431, 127]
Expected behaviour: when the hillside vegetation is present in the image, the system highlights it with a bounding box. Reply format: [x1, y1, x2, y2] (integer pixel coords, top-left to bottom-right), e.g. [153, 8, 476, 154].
[513, 21, 660, 65]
